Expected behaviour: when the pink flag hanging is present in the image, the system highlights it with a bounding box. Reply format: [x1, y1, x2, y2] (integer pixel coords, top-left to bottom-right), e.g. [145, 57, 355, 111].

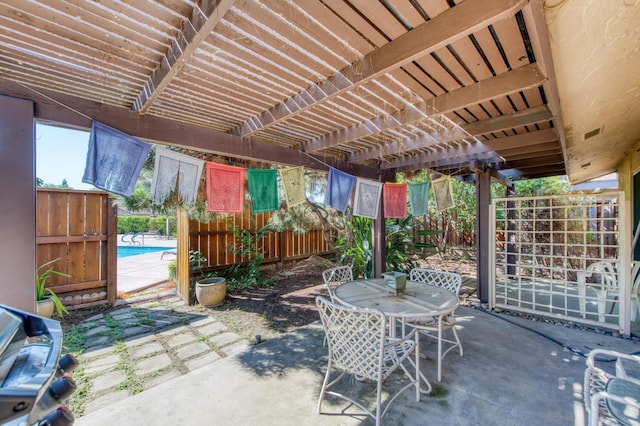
[383, 183, 407, 218]
[206, 162, 245, 213]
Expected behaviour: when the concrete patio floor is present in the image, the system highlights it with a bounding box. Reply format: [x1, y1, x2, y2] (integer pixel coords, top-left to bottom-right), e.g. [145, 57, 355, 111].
[75, 304, 640, 426]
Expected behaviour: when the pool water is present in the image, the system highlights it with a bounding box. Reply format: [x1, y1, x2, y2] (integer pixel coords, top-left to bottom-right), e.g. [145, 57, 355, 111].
[118, 246, 172, 258]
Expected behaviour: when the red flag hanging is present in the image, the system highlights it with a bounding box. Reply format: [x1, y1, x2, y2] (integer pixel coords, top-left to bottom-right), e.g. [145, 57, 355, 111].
[206, 162, 245, 213]
[383, 183, 407, 218]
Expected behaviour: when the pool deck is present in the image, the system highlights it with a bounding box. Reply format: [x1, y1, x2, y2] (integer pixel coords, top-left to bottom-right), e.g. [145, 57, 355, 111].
[117, 234, 177, 295]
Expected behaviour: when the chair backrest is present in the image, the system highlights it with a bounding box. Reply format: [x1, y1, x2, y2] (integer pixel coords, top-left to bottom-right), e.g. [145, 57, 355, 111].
[584, 261, 618, 291]
[410, 268, 462, 295]
[315, 295, 386, 381]
[632, 261, 640, 296]
[322, 266, 353, 300]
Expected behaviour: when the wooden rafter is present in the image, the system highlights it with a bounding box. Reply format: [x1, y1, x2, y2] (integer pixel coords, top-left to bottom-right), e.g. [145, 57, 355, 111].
[4, 80, 377, 178]
[305, 63, 545, 154]
[132, 0, 236, 114]
[232, 0, 527, 138]
[386, 128, 558, 172]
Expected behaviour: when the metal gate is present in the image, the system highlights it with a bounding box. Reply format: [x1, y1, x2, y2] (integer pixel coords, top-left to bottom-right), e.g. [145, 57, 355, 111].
[490, 192, 632, 335]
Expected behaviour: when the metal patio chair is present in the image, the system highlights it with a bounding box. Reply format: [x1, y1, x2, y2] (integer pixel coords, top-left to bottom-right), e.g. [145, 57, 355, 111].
[322, 265, 353, 302]
[315, 296, 418, 426]
[584, 348, 640, 426]
[406, 268, 463, 382]
[577, 261, 640, 322]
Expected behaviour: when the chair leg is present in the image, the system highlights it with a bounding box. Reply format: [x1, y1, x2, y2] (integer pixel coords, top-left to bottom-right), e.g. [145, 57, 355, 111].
[437, 318, 443, 382]
[317, 361, 332, 414]
[451, 325, 463, 356]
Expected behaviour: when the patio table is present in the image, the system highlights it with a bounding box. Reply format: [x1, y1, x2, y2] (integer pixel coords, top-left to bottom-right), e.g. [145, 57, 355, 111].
[333, 278, 459, 398]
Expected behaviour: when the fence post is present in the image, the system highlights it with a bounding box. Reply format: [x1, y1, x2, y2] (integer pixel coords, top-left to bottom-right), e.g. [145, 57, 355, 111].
[107, 198, 118, 305]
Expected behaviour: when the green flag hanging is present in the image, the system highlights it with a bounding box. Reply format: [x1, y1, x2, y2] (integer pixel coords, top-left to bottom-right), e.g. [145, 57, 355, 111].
[409, 181, 430, 216]
[247, 168, 279, 213]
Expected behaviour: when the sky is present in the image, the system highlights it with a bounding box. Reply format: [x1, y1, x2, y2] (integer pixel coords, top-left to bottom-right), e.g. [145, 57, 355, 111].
[36, 123, 94, 190]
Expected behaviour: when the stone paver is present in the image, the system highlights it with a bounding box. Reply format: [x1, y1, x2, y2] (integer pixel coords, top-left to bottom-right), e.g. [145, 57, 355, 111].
[176, 342, 210, 360]
[85, 325, 110, 337]
[195, 321, 228, 336]
[209, 332, 242, 348]
[71, 293, 253, 419]
[123, 333, 156, 348]
[134, 353, 173, 376]
[84, 335, 112, 349]
[166, 331, 198, 348]
[130, 341, 164, 359]
[91, 370, 127, 393]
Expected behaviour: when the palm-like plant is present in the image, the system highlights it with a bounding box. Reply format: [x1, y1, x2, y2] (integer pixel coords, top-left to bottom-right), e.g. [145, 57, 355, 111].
[37, 258, 70, 317]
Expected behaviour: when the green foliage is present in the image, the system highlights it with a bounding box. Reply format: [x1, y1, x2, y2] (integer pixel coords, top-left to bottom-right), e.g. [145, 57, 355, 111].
[333, 214, 372, 278]
[513, 176, 571, 196]
[167, 259, 176, 280]
[36, 258, 69, 317]
[117, 216, 151, 234]
[218, 220, 274, 293]
[333, 212, 419, 278]
[385, 215, 418, 273]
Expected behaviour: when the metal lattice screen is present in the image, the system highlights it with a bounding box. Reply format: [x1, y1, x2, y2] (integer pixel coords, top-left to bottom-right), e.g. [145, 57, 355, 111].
[491, 192, 623, 330]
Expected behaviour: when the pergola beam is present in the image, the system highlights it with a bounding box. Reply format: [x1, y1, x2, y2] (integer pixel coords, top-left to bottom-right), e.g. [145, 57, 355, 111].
[350, 102, 551, 164]
[133, 0, 236, 114]
[2, 79, 378, 178]
[233, 0, 527, 137]
[309, 63, 545, 155]
[382, 128, 557, 170]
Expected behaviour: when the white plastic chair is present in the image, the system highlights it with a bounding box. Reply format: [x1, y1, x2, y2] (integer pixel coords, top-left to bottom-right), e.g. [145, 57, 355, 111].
[315, 296, 418, 426]
[406, 268, 463, 382]
[322, 265, 353, 302]
[577, 261, 640, 322]
[584, 348, 640, 426]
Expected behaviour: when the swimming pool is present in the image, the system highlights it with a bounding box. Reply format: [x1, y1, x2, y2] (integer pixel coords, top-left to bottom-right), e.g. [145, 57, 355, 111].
[117, 246, 172, 258]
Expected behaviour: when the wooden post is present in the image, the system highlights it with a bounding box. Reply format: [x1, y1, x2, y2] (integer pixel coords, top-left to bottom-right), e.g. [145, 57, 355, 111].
[475, 168, 491, 303]
[176, 209, 191, 303]
[107, 197, 118, 305]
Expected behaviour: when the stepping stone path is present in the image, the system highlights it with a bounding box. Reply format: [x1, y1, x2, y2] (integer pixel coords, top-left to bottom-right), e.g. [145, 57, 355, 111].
[71, 296, 249, 417]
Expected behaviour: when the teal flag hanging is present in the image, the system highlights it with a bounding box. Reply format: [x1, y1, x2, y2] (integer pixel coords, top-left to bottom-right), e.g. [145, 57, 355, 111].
[247, 168, 278, 213]
[408, 181, 430, 216]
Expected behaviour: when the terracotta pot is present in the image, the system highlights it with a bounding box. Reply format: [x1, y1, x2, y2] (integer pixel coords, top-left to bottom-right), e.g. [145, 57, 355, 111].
[195, 277, 226, 307]
[37, 298, 55, 318]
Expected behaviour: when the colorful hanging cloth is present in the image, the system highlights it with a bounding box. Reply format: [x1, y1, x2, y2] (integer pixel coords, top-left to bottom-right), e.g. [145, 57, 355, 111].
[383, 183, 407, 218]
[353, 178, 383, 219]
[324, 167, 356, 213]
[408, 181, 430, 217]
[432, 176, 455, 211]
[82, 121, 151, 197]
[150, 147, 204, 206]
[206, 162, 245, 213]
[247, 168, 279, 213]
[278, 166, 306, 208]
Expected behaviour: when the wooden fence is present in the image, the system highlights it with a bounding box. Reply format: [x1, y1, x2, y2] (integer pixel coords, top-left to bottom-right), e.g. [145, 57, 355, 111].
[36, 189, 117, 309]
[176, 209, 335, 302]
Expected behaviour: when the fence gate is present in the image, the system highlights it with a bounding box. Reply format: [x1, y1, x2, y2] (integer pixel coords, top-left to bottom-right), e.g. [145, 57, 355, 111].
[490, 192, 632, 335]
[37, 189, 117, 309]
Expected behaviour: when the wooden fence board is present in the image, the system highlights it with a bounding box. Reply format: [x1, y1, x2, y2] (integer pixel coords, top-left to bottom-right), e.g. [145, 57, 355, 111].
[36, 189, 115, 309]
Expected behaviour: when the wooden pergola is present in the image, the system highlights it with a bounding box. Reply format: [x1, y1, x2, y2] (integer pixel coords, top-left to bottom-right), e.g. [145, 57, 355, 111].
[1, 0, 637, 310]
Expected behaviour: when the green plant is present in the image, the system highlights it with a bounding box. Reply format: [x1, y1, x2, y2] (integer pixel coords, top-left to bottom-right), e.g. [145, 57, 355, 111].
[36, 258, 70, 317]
[167, 259, 176, 280]
[221, 219, 274, 293]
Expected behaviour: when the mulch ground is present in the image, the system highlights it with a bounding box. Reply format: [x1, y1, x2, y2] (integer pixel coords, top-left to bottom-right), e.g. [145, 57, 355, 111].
[61, 253, 479, 339]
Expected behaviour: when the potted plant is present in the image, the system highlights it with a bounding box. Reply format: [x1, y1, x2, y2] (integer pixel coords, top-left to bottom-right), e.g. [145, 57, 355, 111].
[190, 250, 226, 307]
[37, 258, 70, 318]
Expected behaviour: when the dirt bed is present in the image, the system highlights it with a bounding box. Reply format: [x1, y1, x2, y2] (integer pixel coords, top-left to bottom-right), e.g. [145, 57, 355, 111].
[62, 253, 478, 340]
